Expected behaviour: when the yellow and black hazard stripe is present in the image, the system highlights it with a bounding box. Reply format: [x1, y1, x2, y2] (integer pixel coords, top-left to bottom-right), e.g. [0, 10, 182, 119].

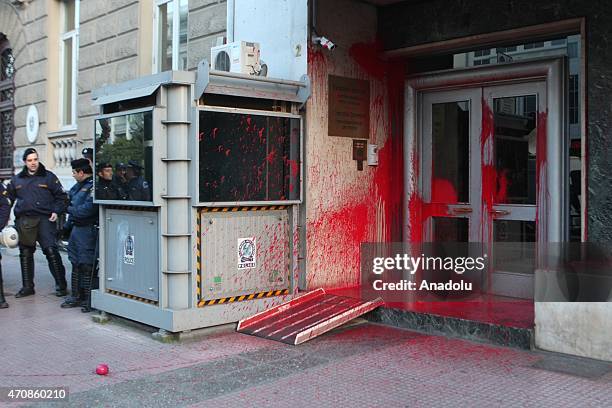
[200, 205, 288, 213]
[195, 210, 202, 300]
[197, 289, 289, 307]
[106, 289, 159, 305]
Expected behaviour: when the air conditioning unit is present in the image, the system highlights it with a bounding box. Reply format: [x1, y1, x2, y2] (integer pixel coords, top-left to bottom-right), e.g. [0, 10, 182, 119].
[211, 41, 262, 75]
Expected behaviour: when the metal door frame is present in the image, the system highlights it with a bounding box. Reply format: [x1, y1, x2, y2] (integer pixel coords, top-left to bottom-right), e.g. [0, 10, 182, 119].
[404, 57, 568, 245]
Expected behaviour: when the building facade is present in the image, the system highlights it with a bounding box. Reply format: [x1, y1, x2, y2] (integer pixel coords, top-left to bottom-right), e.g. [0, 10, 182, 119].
[1, 0, 610, 361]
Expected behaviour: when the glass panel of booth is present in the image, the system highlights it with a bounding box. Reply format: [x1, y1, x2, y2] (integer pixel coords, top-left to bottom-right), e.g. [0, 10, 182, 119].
[197, 108, 302, 204]
[93, 108, 154, 204]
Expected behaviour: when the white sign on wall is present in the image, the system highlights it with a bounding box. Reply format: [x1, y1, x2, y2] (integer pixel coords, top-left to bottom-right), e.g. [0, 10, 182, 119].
[237, 237, 256, 270]
[26, 105, 39, 143]
[230, 0, 307, 81]
[123, 235, 135, 265]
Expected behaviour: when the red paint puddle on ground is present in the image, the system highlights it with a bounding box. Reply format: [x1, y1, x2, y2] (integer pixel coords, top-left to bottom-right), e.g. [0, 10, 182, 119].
[326, 287, 534, 329]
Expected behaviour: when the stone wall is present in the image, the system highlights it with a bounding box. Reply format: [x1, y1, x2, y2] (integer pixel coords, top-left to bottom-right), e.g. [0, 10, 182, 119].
[0, 0, 50, 169]
[187, 0, 226, 71]
[78, 0, 141, 149]
[304, 0, 402, 289]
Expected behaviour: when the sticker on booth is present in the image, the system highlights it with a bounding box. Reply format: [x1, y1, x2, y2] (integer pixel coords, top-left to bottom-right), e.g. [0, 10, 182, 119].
[237, 237, 256, 269]
[124, 235, 135, 265]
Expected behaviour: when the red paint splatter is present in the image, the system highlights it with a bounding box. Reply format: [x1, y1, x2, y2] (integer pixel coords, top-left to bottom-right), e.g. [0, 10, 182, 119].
[306, 40, 407, 288]
[535, 110, 548, 240]
[431, 178, 458, 203]
[348, 41, 387, 80]
[307, 203, 371, 286]
[287, 159, 299, 177]
[265, 149, 277, 164]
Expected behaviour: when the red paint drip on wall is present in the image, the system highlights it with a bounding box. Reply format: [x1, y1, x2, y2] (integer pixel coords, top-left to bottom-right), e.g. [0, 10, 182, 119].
[350, 40, 406, 242]
[306, 203, 371, 285]
[481, 97, 496, 242]
[305, 40, 407, 288]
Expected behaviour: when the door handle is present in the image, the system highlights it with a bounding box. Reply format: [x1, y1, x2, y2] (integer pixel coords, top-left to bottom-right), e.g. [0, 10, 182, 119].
[452, 207, 473, 214]
[490, 209, 511, 216]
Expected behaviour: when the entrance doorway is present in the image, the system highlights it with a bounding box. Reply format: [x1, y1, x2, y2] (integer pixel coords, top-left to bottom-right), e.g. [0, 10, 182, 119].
[405, 59, 567, 306]
[421, 82, 545, 298]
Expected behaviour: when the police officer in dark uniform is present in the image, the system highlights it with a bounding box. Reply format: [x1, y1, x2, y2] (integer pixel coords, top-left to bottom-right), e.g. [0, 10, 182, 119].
[0, 183, 12, 309]
[113, 162, 129, 200]
[7, 148, 68, 298]
[126, 160, 151, 201]
[60, 159, 99, 312]
[95, 162, 120, 200]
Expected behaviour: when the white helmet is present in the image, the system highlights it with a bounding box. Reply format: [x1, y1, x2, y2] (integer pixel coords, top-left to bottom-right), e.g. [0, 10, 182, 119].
[0, 226, 19, 248]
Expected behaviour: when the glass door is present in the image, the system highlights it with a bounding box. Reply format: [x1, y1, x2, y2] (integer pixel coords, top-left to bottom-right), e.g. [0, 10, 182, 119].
[484, 82, 546, 298]
[421, 88, 482, 243]
[420, 81, 547, 299]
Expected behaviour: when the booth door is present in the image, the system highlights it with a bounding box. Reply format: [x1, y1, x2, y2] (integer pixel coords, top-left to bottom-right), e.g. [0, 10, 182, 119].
[420, 81, 547, 298]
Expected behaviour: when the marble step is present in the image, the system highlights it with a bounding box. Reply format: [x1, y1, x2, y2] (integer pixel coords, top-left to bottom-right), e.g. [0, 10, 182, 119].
[365, 307, 533, 349]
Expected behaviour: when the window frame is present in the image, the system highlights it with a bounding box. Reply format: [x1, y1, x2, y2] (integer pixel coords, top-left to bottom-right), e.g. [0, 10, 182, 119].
[153, 0, 188, 72]
[196, 106, 304, 207]
[568, 74, 579, 125]
[59, 0, 79, 130]
[93, 106, 157, 206]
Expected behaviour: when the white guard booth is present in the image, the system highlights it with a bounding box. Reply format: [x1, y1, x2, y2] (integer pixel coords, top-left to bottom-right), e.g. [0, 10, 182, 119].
[90, 62, 310, 334]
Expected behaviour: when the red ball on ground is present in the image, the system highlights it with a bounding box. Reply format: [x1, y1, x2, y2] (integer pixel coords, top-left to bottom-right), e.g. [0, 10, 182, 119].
[95, 364, 109, 375]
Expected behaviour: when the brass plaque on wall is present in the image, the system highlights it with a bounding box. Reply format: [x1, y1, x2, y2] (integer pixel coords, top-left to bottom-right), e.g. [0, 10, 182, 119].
[328, 75, 370, 138]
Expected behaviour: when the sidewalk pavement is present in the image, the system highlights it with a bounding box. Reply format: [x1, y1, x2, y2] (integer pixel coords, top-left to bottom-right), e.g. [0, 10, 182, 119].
[0, 247, 611, 407]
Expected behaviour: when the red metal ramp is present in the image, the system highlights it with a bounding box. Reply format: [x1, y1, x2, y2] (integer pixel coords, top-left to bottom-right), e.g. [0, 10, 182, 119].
[237, 288, 384, 345]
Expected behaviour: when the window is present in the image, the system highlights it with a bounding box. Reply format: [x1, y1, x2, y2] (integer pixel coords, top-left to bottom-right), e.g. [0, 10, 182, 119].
[474, 59, 490, 66]
[0, 34, 15, 177]
[94, 110, 154, 202]
[199, 110, 301, 203]
[155, 0, 188, 72]
[496, 46, 517, 53]
[59, 0, 78, 128]
[474, 49, 491, 57]
[551, 39, 566, 46]
[569, 75, 579, 124]
[523, 42, 544, 50]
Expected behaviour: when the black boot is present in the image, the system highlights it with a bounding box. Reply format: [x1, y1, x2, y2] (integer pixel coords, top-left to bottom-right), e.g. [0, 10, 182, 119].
[15, 248, 35, 298]
[60, 263, 80, 308]
[80, 264, 95, 313]
[43, 247, 67, 297]
[0, 263, 8, 309]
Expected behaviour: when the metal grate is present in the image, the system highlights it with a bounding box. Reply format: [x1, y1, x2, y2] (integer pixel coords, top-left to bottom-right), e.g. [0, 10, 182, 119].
[0, 36, 15, 177]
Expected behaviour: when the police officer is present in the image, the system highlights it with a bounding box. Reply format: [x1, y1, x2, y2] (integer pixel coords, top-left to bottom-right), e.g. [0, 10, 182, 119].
[0, 183, 12, 309]
[126, 160, 151, 201]
[113, 162, 129, 200]
[7, 148, 68, 297]
[95, 162, 120, 200]
[60, 159, 98, 312]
